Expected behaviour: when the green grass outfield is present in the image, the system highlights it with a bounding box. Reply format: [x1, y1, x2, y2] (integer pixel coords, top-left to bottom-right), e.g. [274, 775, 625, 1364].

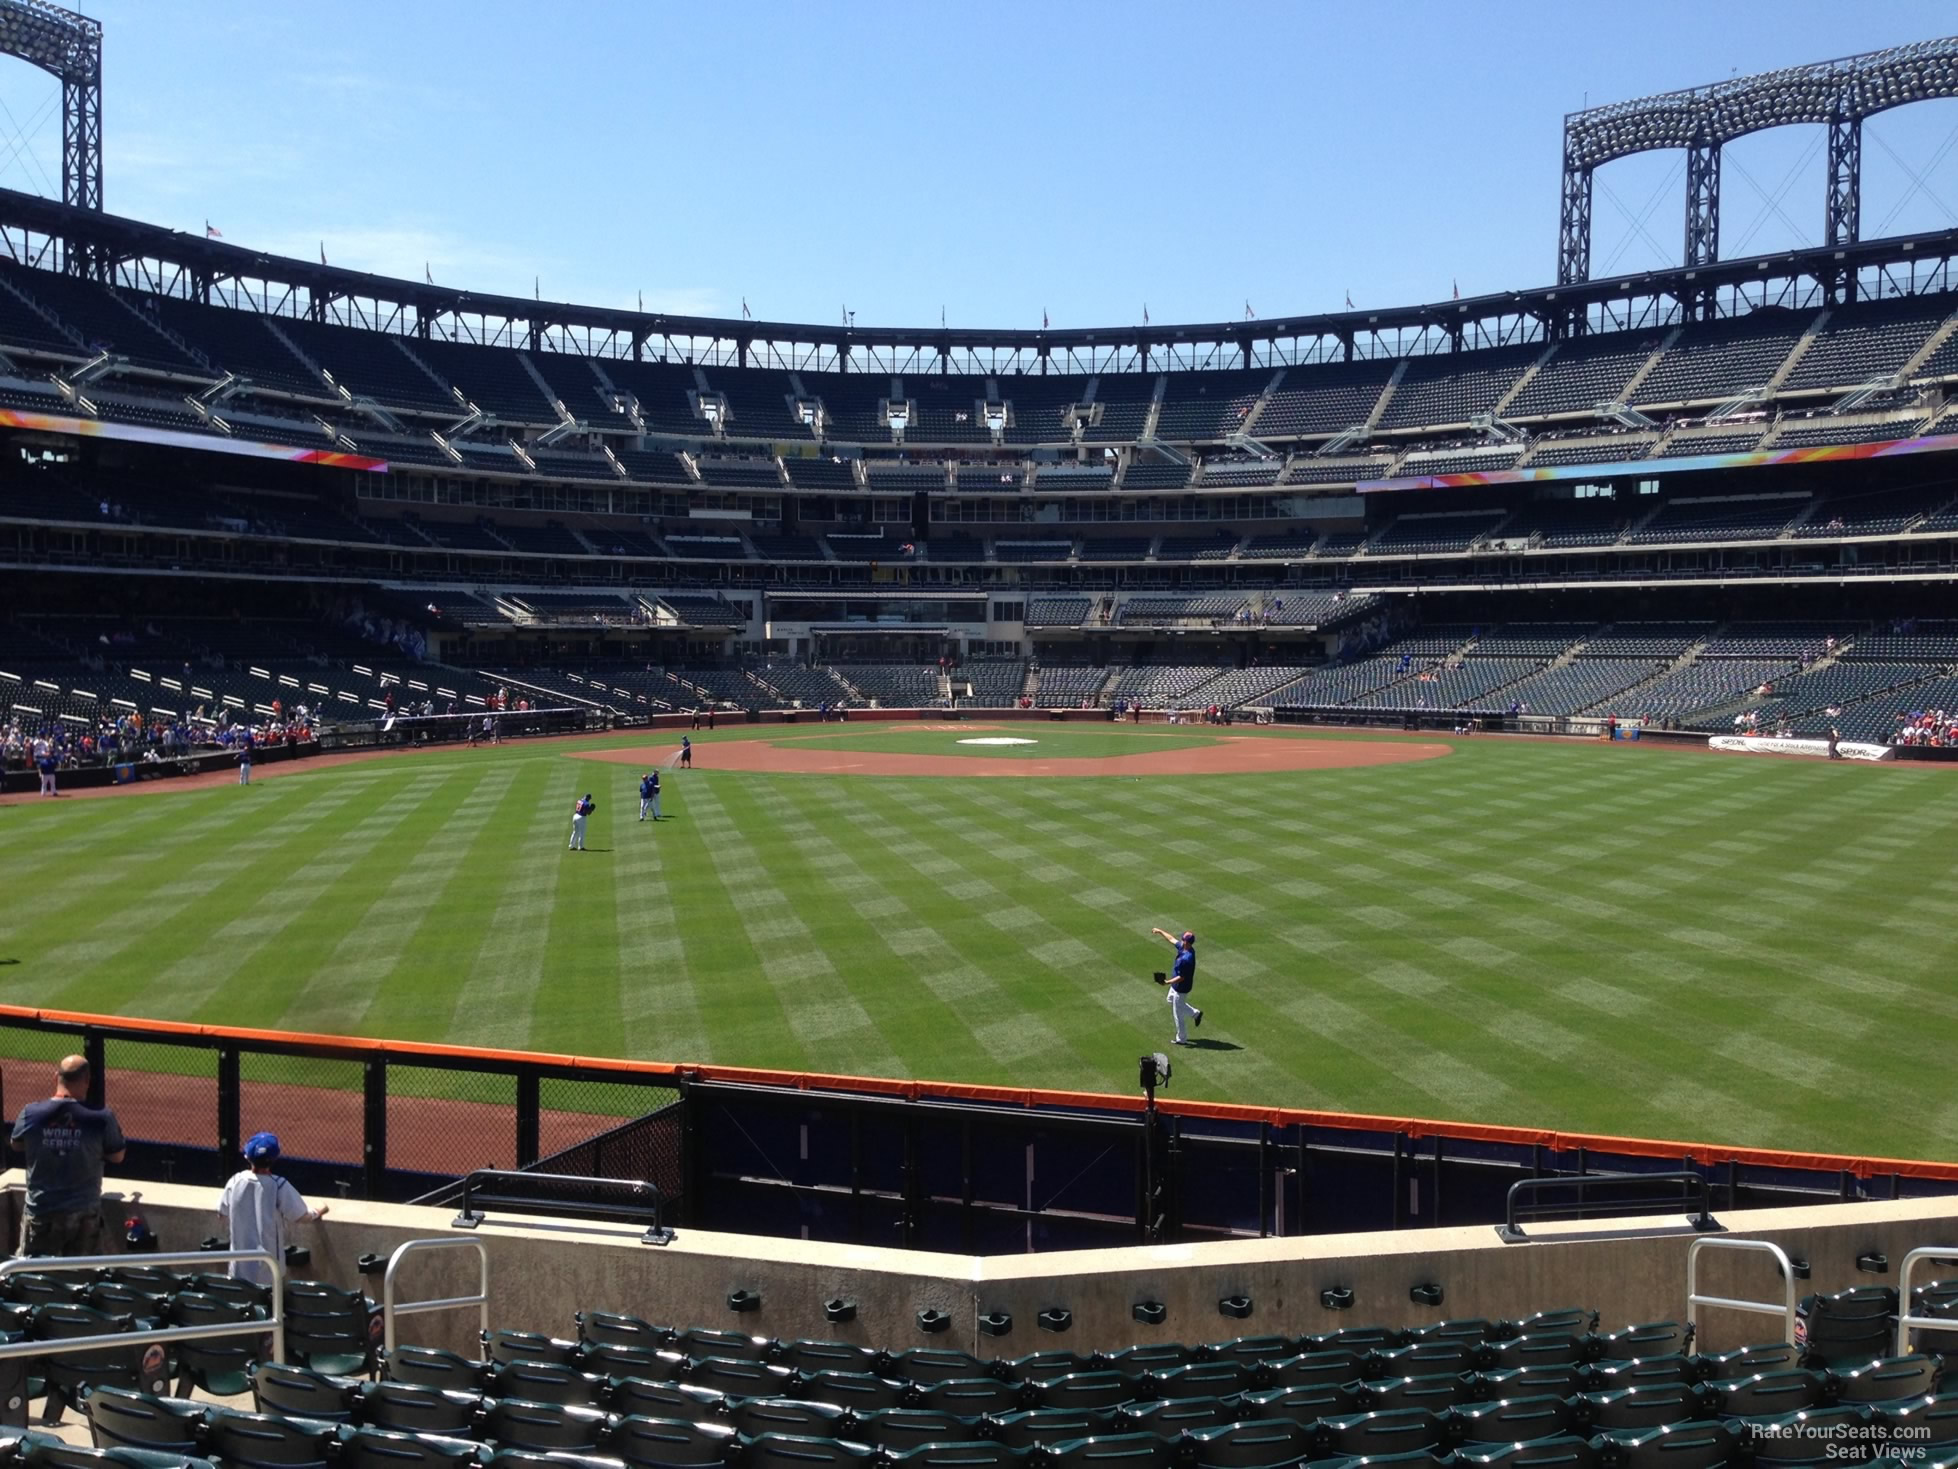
[2, 722, 1954, 1161]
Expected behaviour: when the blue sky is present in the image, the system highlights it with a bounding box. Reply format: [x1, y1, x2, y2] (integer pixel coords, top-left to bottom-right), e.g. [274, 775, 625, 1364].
[1, 2, 1956, 329]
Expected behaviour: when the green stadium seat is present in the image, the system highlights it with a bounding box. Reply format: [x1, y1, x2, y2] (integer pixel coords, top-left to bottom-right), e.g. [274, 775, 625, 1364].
[204, 1408, 340, 1469]
[579, 1347, 685, 1385]
[893, 1350, 990, 1386]
[1509, 1310, 1598, 1338]
[1039, 1432, 1174, 1469]
[166, 1292, 258, 1399]
[1453, 1437, 1599, 1469]
[1116, 1399, 1239, 1438]
[487, 1363, 601, 1409]
[337, 1430, 483, 1469]
[21, 1438, 218, 1469]
[683, 1357, 793, 1399]
[1835, 1355, 1940, 1404]
[1360, 1374, 1473, 1413]
[1582, 1385, 1707, 1433]
[480, 1401, 608, 1454]
[732, 1400, 851, 1440]
[1102, 1346, 1195, 1376]
[574, 1314, 669, 1352]
[1322, 1408, 1448, 1458]
[1478, 1365, 1585, 1400]
[1705, 1370, 1825, 1418]
[776, 1341, 883, 1376]
[1005, 1353, 1097, 1386]
[1207, 1338, 1300, 1371]
[607, 1414, 738, 1469]
[1588, 1356, 1695, 1392]
[1797, 1289, 1899, 1370]
[1374, 1343, 1476, 1378]
[988, 1409, 1123, 1449]
[1238, 1384, 1361, 1424]
[252, 1363, 361, 1423]
[796, 1369, 907, 1412]
[1037, 1374, 1145, 1412]
[1602, 1420, 1739, 1469]
[669, 1330, 771, 1365]
[82, 1390, 207, 1456]
[1485, 1335, 1587, 1372]
[1183, 1418, 1313, 1469]
[189, 1276, 271, 1319]
[1319, 1449, 1451, 1469]
[1316, 1328, 1401, 1354]
[1455, 1394, 1575, 1443]
[483, 1452, 619, 1469]
[357, 1383, 482, 1438]
[32, 1304, 170, 1422]
[1152, 1362, 1249, 1400]
[1403, 1320, 1494, 1346]
[383, 1348, 488, 1393]
[920, 1380, 1024, 1418]
[1874, 1396, 1958, 1450]
[855, 1410, 973, 1453]
[887, 1444, 1028, 1469]
[1600, 1325, 1690, 1361]
[1698, 1344, 1800, 1380]
[605, 1380, 724, 1422]
[81, 1285, 170, 1319]
[740, 1434, 878, 1469]
[4, 1278, 82, 1310]
[1747, 1405, 1874, 1468]
[1266, 1352, 1365, 1391]
[484, 1334, 580, 1370]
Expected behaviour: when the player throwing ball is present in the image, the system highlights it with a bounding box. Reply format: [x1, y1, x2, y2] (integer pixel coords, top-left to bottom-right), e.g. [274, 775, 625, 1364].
[1151, 927, 1203, 1046]
[569, 792, 594, 851]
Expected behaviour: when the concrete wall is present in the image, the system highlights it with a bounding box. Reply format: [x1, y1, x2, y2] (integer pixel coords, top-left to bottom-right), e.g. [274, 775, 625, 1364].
[20, 1172, 1957, 1359]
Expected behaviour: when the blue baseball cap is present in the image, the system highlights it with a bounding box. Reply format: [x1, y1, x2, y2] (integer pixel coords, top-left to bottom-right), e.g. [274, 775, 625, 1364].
[1182, 931, 1196, 945]
[244, 1132, 280, 1162]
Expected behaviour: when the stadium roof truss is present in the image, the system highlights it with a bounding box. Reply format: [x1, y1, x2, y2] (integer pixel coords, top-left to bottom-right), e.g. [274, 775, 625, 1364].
[1559, 38, 1958, 294]
[3, 186, 1958, 387]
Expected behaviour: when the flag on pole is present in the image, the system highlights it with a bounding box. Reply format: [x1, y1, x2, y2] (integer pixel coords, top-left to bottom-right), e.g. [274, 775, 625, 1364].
[319, 242, 327, 266]
[1142, 304, 1150, 325]
[535, 276, 540, 300]
[204, 221, 221, 240]
[637, 289, 643, 313]
[1452, 278, 1460, 300]
[1344, 290, 1354, 310]
[742, 297, 752, 320]
[941, 304, 946, 329]
[425, 262, 433, 285]
[1245, 300, 1256, 320]
[1042, 308, 1049, 330]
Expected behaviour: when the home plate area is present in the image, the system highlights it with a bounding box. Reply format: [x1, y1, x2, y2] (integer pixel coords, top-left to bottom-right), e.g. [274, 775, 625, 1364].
[958, 737, 1038, 746]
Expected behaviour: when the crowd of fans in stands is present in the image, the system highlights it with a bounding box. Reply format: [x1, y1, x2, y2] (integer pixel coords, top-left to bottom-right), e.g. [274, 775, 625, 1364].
[1890, 709, 1958, 746]
[1, 704, 316, 773]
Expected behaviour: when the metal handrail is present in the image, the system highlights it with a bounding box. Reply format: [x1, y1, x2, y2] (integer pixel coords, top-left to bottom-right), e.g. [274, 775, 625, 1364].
[1498, 1170, 1719, 1242]
[445, 1169, 673, 1245]
[1686, 1236, 1798, 1346]
[1894, 1245, 1958, 1355]
[382, 1237, 489, 1355]
[0, 1250, 284, 1362]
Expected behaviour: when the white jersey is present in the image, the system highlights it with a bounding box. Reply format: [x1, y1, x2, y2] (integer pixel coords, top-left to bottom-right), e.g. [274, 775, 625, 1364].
[218, 1169, 311, 1285]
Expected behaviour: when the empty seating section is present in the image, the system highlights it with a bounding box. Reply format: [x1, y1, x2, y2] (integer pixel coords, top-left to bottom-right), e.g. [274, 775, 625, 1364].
[599, 360, 710, 436]
[681, 669, 766, 708]
[1238, 529, 1317, 559]
[1025, 597, 1091, 628]
[909, 377, 994, 443]
[1504, 501, 1629, 548]
[1473, 625, 1593, 657]
[697, 457, 785, 489]
[1635, 315, 1809, 405]
[755, 665, 852, 705]
[1497, 660, 1661, 715]
[276, 318, 457, 412]
[1702, 623, 1851, 658]
[959, 660, 1029, 706]
[495, 522, 590, 557]
[528, 351, 635, 429]
[1078, 535, 1155, 561]
[1083, 380, 1154, 443]
[1155, 533, 1238, 561]
[1037, 463, 1116, 489]
[1002, 378, 1085, 444]
[1104, 665, 1231, 703]
[993, 540, 1073, 563]
[867, 462, 948, 489]
[1505, 339, 1661, 418]
[1627, 497, 1804, 543]
[1655, 432, 1765, 459]
[1796, 486, 1945, 536]
[1154, 371, 1267, 441]
[1123, 462, 1193, 489]
[786, 458, 859, 489]
[1379, 347, 1539, 430]
[658, 596, 747, 627]
[3, 269, 203, 373]
[151, 298, 323, 395]
[1258, 360, 1396, 436]
[826, 529, 899, 562]
[1783, 298, 1952, 391]
[1197, 666, 1316, 707]
[1624, 659, 1797, 721]
[1118, 595, 1246, 626]
[1274, 658, 1417, 706]
[663, 531, 750, 560]
[1849, 624, 1958, 661]
[1583, 625, 1709, 657]
[1399, 448, 1524, 476]
[1310, 531, 1370, 558]
[1201, 458, 1282, 487]
[746, 534, 824, 561]
[957, 465, 1025, 491]
[414, 338, 554, 421]
[832, 665, 942, 705]
[1033, 664, 1109, 706]
[1347, 658, 1539, 708]
[1526, 438, 1653, 467]
[711, 368, 808, 440]
[1744, 663, 1941, 729]
[1261, 591, 1369, 626]
[1371, 513, 1506, 555]
[1772, 418, 1918, 450]
[1284, 459, 1392, 485]
[1388, 626, 1479, 656]
[809, 373, 888, 444]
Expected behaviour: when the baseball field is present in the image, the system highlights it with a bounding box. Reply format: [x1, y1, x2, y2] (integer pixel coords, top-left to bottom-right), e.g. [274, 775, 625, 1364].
[1, 721, 1952, 1161]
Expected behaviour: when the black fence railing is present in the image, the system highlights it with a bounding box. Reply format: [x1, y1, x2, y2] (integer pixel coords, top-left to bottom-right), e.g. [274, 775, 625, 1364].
[1, 1008, 1952, 1253]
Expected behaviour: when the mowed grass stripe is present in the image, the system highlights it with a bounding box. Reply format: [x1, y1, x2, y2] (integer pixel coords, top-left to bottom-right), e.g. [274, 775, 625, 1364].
[610, 763, 713, 1065]
[527, 763, 630, 1055]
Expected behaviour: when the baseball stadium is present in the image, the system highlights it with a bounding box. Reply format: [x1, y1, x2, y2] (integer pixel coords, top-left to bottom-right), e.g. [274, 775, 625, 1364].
[3, 4, 1958, 1461]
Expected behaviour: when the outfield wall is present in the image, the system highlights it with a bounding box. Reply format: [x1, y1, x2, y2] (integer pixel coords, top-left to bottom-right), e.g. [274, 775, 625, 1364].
[13, 1174, 1955, 1358]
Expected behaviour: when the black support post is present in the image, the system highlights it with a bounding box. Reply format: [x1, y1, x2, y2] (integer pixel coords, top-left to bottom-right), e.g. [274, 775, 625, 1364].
[362, 1061, 387, 1199]
[82, 1032, 105, 1108]
[515, 1073, 540, 1169]
[216, 1049, 241, 1167]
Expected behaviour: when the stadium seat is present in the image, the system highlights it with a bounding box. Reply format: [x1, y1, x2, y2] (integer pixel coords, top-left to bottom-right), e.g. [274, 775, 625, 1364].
[189, 1276, 270, 1318]
[1479, 1365, 1585, 1401]
[21, 1439, 217, 1469]
[1151, 1362, 1249, 1400]
[605, 1381, 724, 1422]
[1362, 1374, 1474, 1412]
[203, 1409, 340, 1469]
[337, 1430, 484, 1469]
[920, 1379, 1024, 1418]
[1238, 1384, 1361, 1424]
[32, 1304, 170, 1421]
[483, 1453, 617, 1469]
[487, 1362, 601, 1409]
[1375, 1343, 1477, 1378]
[607, 1414, 738, 1468]
[1102, 1345, 1196, 1376]
[82, 1285, 170, 1319]
[796, 1369, 907, 1412]
[1115, 1399, 1239, 1438]
[1600, 1324, 1691, 1361]
[1005, 1354, 1098, 1387]
[1602, 1420, 1739, 1469]
[1588, 1356, 1695, 1392]
[683, 1358, 793, 1399]
[484, 1333, 580, 1370]
[1485, 1334, 1588, 1372]
[887, 1445, 1027, 1469]
[384, 1348, 489, 1392]
[1183, 1418, 1313, 1469]
[284, 1286, 376, 1378]
[1747, 1405, 1874, 1467]
[893, 1350, 990, 1385]
[1322, 1408, 1448, 1458]
[166, 1292, 259, 1398]
[1404, 1320, 1494, 1347]
[986, 1409, 1122, 1450]
[1267, 1351, 1365, 1390]
[1834, 1355, 1940, 1403]
[4, 1278, 82, 1310]
[740, 1435, 878, 1469]
[1208, 1337, 1299, 1370]
[1317, 1328, 1402, 1353]
[1581, 1385, 1707, 1432]
[480, 1401, 608, 1454]
[252, 1363, 362, 1422]
[1699, 1344, 1801, 1380]
[1705, 1369, 1825, 1418]
[358, 1383, 482, 1438]
[1037, 1374, 1145, 1412]
[1798, 1289, 1899, 1369]
[1874, 1395, 1958, 1449]
[1511, 1310, 1597, 1338]
[855, 1410, 972, 1453]
[1039, 1433, 1173, 1469]
[776, 1341, 882, 1376]
[669, 1330, 770, 1365]
[580, 1347, 685, 1385]
[1456, 1394, 1575, 1443]
[732, 1400, 851, 1440]
[574, 1314, 670, 1352]
[82, 1390, 207, 1456]
[1454, 1438, 1599, 1469]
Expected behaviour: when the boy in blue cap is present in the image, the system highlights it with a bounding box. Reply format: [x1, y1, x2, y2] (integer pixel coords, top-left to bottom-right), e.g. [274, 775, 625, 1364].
[218, 1133, 327, 1285]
